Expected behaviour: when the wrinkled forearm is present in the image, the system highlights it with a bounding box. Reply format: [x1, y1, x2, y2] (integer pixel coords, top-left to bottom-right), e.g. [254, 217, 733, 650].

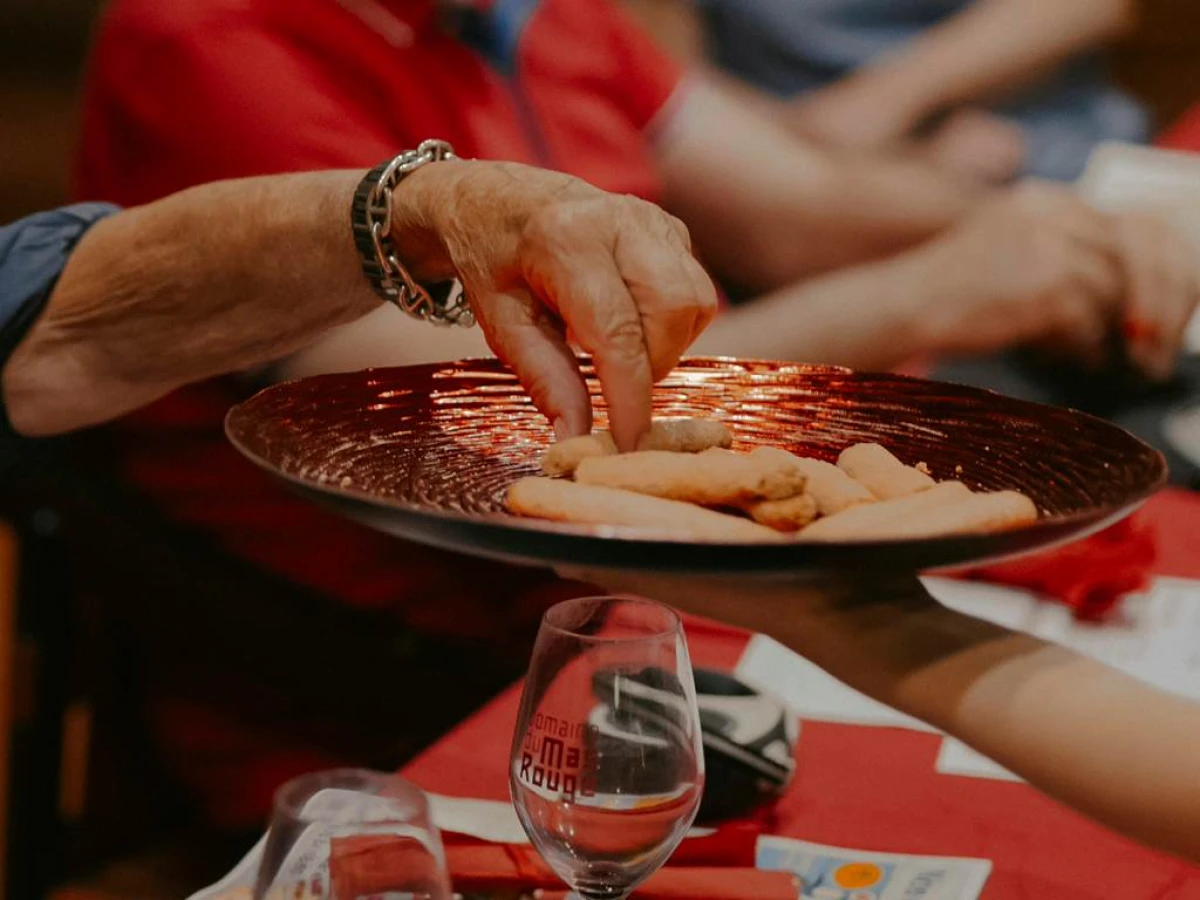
[4, 171, 380, 436]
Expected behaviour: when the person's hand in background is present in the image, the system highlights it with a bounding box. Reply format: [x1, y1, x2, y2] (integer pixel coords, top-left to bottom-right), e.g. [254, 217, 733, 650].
[908, 182, 1199, 376]
[395, 161, 718, 450]
[1111, 210, 1199, 380]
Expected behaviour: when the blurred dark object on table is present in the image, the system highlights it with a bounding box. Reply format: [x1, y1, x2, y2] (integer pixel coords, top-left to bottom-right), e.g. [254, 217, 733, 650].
[692, 670, 794, 823]
[591, 667, 794, 823]
[934, 351, 1200, 490]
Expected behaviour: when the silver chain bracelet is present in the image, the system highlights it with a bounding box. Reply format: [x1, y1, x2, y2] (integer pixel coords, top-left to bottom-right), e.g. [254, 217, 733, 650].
[350, 139, 475, 327]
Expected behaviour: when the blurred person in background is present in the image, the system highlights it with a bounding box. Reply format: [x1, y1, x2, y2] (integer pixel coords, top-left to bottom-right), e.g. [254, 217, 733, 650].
[72, 0, 1197, 831]
[626, 0, 1148, 185]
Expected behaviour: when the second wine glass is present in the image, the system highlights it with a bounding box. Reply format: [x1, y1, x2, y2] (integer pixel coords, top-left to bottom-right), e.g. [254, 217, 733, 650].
[510, 595, 704, 900]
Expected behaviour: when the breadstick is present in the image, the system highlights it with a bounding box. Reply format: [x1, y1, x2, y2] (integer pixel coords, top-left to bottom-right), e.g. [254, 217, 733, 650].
[744, 493, 818, 531]
[751, 448, 874, 515]
[799, 481, 970, 540]
[800, 482, 1039, 541]
[506, 477, 786, 542]
[638, 418, 734, 453]
[575, 449, 806, 505]
[542, 432, 618, 476]
[541, 418, 732, 476]
[837, 443, 936, 500]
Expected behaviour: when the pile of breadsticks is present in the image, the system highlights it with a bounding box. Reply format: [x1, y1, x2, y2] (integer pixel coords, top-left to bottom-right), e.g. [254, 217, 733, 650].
[505, 418, 1038, 542]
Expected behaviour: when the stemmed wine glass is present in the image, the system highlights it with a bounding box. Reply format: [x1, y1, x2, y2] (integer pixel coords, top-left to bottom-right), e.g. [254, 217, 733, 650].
[510, 595, 705, 900]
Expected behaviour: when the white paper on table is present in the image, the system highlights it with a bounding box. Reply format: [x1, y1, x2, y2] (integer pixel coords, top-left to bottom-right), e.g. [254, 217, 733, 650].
[733, 578, 1037, 733]
[1077, 141, 1200, 352]
[428, 793, 529, 844]
[756, 834, 991, 900]
[935, 740, 1020, 782]
[937, 577, 1200, 781]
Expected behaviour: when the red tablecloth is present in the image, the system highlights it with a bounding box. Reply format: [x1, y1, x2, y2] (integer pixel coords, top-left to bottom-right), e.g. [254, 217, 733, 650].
[403, 489, 1200, 899]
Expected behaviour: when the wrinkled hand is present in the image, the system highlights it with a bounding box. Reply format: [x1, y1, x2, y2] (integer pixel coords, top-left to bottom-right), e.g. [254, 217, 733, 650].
[916, 182, 1199, 378]
[394, 160, 718, 449]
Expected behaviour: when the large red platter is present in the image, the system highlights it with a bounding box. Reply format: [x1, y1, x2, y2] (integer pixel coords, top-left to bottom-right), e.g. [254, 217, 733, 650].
[225, 358, 1165, 574]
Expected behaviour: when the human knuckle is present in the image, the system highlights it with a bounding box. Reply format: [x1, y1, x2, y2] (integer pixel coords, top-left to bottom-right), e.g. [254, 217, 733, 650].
[600, 312, 648, 349]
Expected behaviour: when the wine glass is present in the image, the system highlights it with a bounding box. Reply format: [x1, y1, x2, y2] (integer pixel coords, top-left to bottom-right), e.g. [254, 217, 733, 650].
[253, 768, 451, 900]
[510, 595, 705, 900]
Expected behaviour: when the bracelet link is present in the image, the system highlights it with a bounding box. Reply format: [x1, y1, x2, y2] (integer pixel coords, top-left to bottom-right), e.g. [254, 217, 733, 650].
[352, 139, 475, 328]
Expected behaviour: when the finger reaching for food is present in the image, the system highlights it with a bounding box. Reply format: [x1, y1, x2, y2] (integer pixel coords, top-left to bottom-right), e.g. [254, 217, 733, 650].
[509, 422, 1040, 542]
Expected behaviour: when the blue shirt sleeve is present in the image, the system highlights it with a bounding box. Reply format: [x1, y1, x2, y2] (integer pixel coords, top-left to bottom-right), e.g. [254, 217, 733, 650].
[0, 203, 121, 470]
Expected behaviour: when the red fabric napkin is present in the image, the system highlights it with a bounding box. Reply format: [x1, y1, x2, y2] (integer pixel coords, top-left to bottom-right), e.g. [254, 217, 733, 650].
[532, 866, 801, 900]
[956, 514, 1156, 621]
[445, 843, 797, 898]
[440, 821, 761, 867]
[331, 825, 796, 899]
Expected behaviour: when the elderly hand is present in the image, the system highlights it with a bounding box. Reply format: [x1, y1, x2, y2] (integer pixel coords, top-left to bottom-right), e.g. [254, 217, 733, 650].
[913, 182, 1200, 377]
[393, 160, 719, 450]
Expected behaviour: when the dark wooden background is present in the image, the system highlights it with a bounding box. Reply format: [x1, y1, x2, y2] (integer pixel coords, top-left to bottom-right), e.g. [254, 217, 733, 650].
[1, 0, 1198, 223]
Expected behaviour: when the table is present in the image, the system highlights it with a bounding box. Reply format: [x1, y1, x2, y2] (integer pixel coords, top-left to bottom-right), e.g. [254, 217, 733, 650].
[404, 489, 1200, 899]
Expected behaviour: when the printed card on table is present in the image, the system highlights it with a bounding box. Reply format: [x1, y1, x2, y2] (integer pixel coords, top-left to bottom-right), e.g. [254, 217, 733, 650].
[757, 835, 991, 900]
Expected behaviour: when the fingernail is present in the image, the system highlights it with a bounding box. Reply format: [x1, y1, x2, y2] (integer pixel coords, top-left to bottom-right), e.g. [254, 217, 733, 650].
[553, 417, 571, 441]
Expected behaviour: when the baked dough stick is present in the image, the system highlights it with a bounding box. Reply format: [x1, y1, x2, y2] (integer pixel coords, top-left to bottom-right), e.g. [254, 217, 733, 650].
[639, 418, 734, 452]
[837, 442, 936, 500]
[751, 448, 874, 515]
[800, 483, 1038, 541]
[506, 478, 786, 542]
[575, 449, 806, 505]
[543, 432, 618, 476]
[744, 493, 819, 531]
[542, 418, 733, 477]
